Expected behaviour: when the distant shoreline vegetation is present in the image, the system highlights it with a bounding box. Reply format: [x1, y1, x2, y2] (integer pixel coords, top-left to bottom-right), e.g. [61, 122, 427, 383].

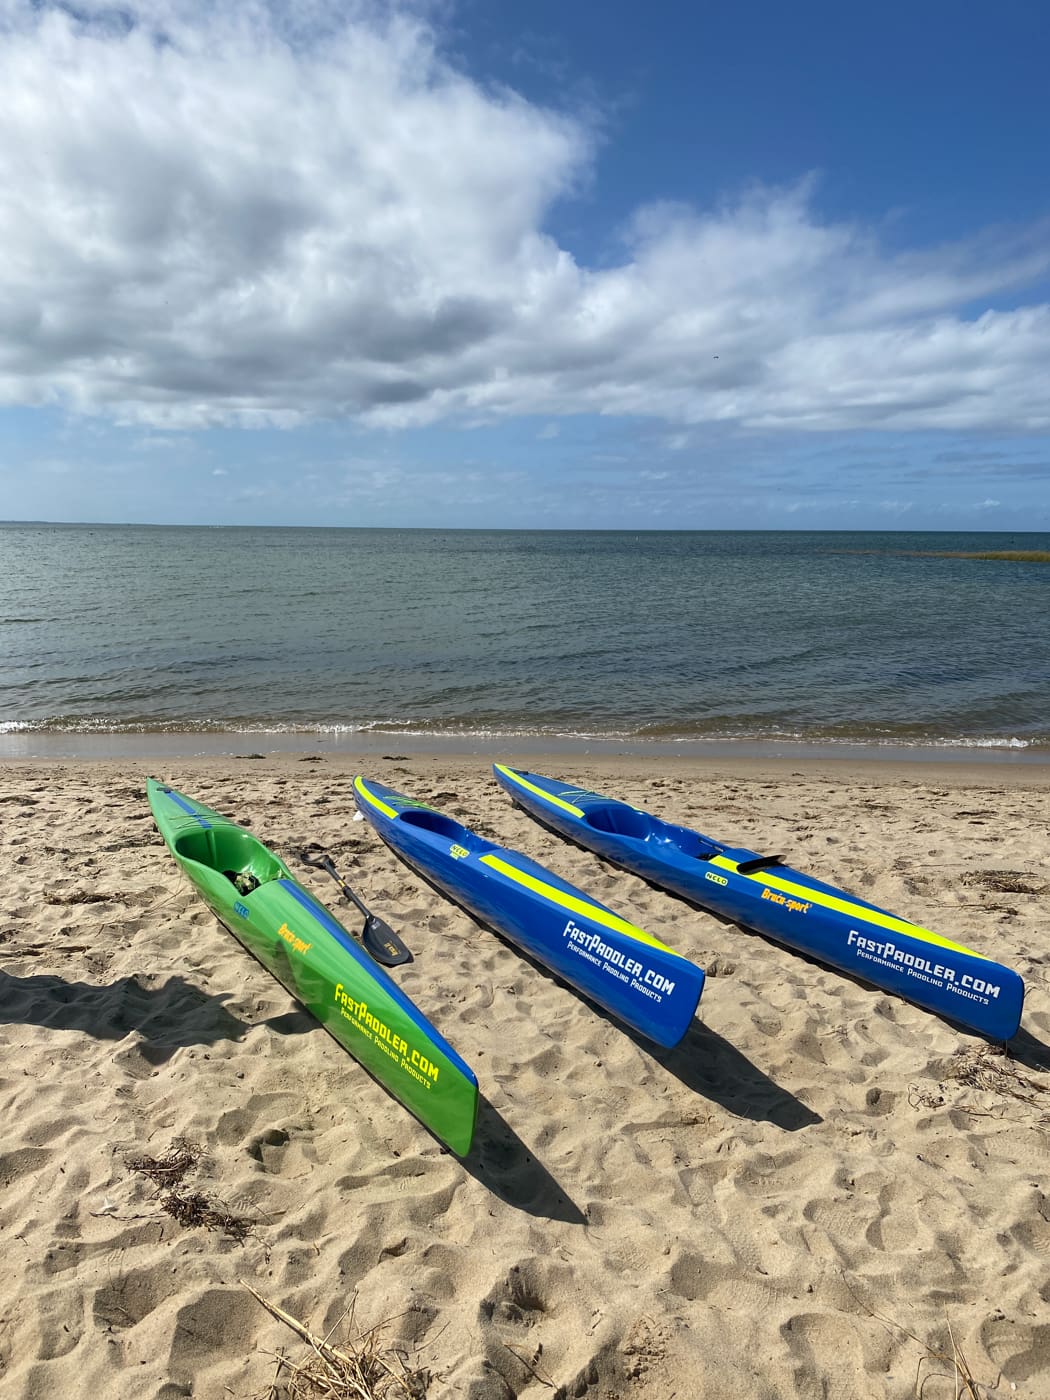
[839, 549, 1050, 563]
[927, 550, 1050, 563]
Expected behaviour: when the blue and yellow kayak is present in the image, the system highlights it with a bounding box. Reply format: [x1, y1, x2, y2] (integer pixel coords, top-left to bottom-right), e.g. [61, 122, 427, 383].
[353, 776, 705, 1048]
[493, 765, 1025, 1042]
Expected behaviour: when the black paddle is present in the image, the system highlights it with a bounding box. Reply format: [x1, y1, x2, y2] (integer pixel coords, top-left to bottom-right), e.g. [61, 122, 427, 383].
[299, 844, 412, 967]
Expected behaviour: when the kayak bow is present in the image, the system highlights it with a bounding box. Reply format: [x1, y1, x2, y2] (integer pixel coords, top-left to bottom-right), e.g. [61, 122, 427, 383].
[148, 779, 478, 1154]
[353, 775, 705, 1048]
[492, 765, 1025, 1042]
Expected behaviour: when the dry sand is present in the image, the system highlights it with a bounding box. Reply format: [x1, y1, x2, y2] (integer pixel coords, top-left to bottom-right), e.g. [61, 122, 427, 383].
[1, 752, 1049, 1399]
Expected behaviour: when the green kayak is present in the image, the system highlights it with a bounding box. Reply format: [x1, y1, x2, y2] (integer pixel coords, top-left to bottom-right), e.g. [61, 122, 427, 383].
[147, 779, 478, 1155]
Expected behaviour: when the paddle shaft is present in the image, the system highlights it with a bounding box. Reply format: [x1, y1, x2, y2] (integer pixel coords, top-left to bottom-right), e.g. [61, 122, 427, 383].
[299, 844, 412, 966]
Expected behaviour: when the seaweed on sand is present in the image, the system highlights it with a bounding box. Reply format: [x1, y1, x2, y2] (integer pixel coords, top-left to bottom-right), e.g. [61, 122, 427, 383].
[125, 1138, 257, 1241]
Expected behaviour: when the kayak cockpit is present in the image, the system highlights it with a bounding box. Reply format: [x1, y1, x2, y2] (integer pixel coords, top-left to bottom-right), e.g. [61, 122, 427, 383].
[173, 825, 285, 895]
[397, 807, 496, 856]
[581, 803, 652, 838]
[582, 802, 718, 860]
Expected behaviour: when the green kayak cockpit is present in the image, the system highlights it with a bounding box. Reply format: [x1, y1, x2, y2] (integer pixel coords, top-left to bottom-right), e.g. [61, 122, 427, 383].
[173, 824, 287, 895]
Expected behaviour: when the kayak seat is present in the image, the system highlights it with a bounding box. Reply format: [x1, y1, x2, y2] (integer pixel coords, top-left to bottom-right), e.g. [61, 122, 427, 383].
[173, 826, 283, 889]
[397, 808, 489, 852]
[582, 803, 652, 839]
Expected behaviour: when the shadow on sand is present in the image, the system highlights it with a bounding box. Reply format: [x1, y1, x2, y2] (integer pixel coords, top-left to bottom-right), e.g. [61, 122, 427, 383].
[365, 843, 820, 1131]
[484, 836, 816, 1124]
[462, 1098, 586, 1224]
[1007, 1026, 1050, 1072]
[0, 969, 257, 1063]
[0, 969, 585, 1219]
[626, 1015, 822, 1131]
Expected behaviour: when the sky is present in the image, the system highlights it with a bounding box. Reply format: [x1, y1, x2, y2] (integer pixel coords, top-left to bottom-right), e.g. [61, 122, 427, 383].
[2, 0, 1049, 529]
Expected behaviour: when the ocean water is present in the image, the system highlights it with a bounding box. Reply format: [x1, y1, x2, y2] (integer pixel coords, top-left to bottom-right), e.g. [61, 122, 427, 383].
[2, 524, 1049, 757]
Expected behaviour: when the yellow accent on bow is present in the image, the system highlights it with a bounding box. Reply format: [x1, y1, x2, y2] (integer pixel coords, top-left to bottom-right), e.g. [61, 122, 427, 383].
[353, 776, 398, 820]
[495, 765, 585, 817]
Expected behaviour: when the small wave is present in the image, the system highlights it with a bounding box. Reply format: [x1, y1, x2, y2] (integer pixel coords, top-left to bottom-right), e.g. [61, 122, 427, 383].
[657, 730, 1037, 751]
[1, 714, 1045, 752]
[0, 717, 230, 735]
[922, 736, 1032, 750]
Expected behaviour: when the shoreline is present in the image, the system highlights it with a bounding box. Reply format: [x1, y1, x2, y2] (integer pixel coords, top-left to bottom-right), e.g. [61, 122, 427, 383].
[2, 726, 1048, 766]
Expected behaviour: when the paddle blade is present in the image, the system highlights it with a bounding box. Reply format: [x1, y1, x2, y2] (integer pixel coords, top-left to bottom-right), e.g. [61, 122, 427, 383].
[362, 913, 413, 967]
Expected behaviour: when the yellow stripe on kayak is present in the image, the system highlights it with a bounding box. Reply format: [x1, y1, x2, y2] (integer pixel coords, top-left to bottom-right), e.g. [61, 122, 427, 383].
[354, 776, 398, 820]
[479, 853, 674, 954]
[495, 764, 585, 817]
[708, 855, 984, 960]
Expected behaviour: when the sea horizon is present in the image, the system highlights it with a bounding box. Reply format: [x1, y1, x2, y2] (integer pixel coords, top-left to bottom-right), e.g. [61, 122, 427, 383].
[4, 518, 1050, 533]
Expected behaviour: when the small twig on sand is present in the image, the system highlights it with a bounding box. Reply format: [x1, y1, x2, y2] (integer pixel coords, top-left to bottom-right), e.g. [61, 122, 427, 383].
[244, 1283, 430, 1398]
[501, 1341, 554, 1388]
[842, 1274, 998, 1398]
[125, 1139, 203, 1190]
[945, 1044, 1050, 1130]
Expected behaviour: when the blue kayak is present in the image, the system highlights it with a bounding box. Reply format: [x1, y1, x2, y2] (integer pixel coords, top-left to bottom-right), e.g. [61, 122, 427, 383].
[353, 776, 705, 1048]
[493, 765, 1025, 1043]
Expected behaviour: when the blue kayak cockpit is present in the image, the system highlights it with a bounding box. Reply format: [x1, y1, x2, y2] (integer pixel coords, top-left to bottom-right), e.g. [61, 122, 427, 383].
[583, 801, 721, 862]
[395, 806, 496, 857]
[581, 803, 652, 838]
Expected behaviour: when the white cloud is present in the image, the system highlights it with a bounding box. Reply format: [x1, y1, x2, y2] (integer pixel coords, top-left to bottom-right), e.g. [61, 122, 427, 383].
[1, 2, 1050, 437]
[877, 499, 914, 516]
[135, 433, 182, 450]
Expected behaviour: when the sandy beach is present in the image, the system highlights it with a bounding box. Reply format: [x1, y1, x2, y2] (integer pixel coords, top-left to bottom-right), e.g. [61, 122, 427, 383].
[1, 751, 1048, 1399]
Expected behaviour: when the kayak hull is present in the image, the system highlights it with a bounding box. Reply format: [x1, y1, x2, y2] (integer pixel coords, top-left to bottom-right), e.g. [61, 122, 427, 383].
[353, 776, 705, 1049]
[148, 780, 478, 1155]
[493, 765, 1025, 1042]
